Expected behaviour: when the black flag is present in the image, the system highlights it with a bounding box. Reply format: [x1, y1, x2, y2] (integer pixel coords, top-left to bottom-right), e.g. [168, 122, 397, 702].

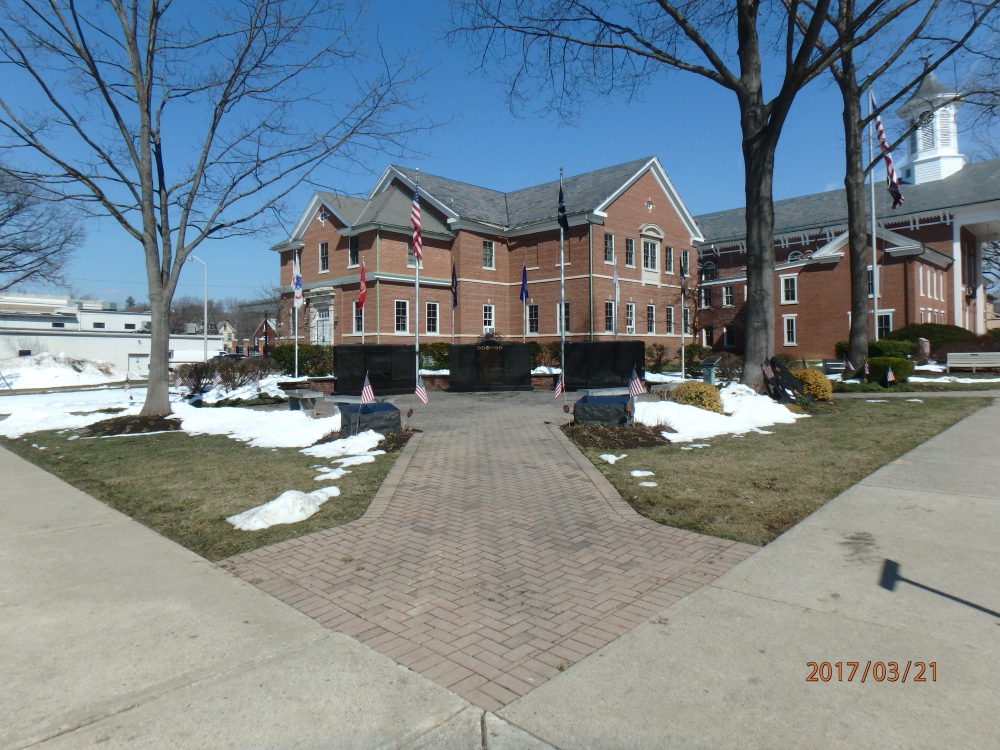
[451, 262, 458, 308]
[557, 185, 569, 231]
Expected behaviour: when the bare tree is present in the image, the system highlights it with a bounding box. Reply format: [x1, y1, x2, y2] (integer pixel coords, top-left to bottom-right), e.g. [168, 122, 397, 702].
[0, 0, 432, 415]
[984, 241, 1000, 292]
[791, 0, 996, 369]
[0, 170, 79, 290]
[449, 0, 910, 388]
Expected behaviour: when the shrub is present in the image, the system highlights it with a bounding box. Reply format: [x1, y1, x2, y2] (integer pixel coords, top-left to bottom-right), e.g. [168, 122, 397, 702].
[790, 368, 833, 401]
[773, 353, 801, 371]
[175, 362, 213, 394]
[835, 340, 849, 359]
[869, 339, 913, 358]
[867, 356, 915, 384]
[989, 328, 1000, 339]
[669, 381, 723, 413]
[681, 343, 713, 377]
[270, 344, 333, 376]
[885, 323, 975, 350]
[215, 357, 278, 390]
[716, 352, 743, 381]
[419, 342, 450, 370]
[645, 343, 670, 373]
[930, 334, 1000, 360]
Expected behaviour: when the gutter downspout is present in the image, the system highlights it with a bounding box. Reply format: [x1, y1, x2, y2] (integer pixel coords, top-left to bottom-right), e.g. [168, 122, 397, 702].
[376, 228, 381, 344]
[588, 223, 594, 341]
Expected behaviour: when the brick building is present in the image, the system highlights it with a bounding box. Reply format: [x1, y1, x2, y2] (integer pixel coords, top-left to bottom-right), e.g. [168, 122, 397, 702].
[270, 75, 994, 359]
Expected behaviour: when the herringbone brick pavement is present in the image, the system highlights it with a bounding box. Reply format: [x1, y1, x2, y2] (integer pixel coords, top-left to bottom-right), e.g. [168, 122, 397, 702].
[223, 391, 757, 711]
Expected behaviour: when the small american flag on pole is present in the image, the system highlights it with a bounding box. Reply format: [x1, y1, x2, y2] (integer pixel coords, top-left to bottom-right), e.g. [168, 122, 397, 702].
[124, 374, 133, 401]
[184, 376, 195, 389]
[360, 371, 375, 404]
[415, 373, 428, 404]
[175, 375, 182, 388]
[844, 359, 855, 372]
[411, 180, 422, 262]
[864, 360, 871, 375]
[253, 370, 261, 390]
[762, 361, 775, 380]
[554, 373, 564, 398]
[628, 367, 646, 397]
[212, 372, 222, 388]
[801, 358, 808, 369]
[885, 366, 896, 384]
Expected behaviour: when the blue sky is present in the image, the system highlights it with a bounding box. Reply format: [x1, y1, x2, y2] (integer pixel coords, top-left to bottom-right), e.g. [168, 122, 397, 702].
[31, 0, 899, 304]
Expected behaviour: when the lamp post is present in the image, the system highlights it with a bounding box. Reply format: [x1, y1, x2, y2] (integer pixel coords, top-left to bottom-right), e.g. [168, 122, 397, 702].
[188, 255, 208, 363]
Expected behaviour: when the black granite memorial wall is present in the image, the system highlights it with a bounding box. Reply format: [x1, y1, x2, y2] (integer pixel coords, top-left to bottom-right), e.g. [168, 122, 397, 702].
[563, 341, 645, 390]
[449, 342, 533, 391]
[334, 345, 415, 396]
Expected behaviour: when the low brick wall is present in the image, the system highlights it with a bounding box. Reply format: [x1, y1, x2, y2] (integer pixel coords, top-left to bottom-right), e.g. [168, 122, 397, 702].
[306, 377, 337, 395]
[422, 374, 450, 390]
[531, 374, 559, 389]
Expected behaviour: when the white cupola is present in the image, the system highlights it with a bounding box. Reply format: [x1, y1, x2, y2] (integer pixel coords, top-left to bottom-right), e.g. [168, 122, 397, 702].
[895, 72, 965, 184]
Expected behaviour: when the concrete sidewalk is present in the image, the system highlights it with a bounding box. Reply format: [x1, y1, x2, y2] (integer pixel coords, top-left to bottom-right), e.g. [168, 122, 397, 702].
[0, 446, 470, 749]
[499, 398, 1000, 748]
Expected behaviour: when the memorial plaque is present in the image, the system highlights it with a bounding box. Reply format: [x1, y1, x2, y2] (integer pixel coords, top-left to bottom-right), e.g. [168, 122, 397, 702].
[573, 394, 632, 426]
[449, 341, 532, 391]
[334, 345, 415, 396]
[338, 402, 402, 437]
[564, 341, 645, 390]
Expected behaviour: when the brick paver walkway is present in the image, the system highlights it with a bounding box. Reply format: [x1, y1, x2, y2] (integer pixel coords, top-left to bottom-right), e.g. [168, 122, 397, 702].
[223, 391, 757, 711]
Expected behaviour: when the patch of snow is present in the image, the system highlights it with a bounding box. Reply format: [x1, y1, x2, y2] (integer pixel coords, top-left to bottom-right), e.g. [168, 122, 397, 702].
[634, 383, 805, 443]
[598, 453, 627, 464]
[333, 453, 385, 467]
[419, 369, 449, 375]
[643, 372, 684, 383]
[227, 486, 342, 531]
[914, 363, 945, 372]
[638, 481, 657, 487]
[906, 398, 924, 402]
[680, 443, 711, 451]
[0, 353, 126, 390]
[531, 366, 561, 375]
[0, 388, 142, 438]
[171, 402, 340, 448]
[910, 375, 1000, 384]
[194, 375, 285, 404]
[314, 467, 351, 481]
[865, 399, 889, 403]
[301, 430, 384, 459]
[631, 470, 654, 477]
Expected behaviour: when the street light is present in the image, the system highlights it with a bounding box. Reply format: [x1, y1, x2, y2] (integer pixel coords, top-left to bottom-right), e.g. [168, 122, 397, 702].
[188, 255, 208, 363]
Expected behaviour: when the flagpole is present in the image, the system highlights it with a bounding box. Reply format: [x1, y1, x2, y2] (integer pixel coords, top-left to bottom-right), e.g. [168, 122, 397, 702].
[559, 168, 566, 394]
[614, 254, 619, 342]
[869, 90, 880, 342]
[294, 249, 299, 378]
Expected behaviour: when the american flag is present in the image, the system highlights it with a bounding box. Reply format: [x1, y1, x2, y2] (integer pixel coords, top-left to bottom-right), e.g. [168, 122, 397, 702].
[554, 374, 564, 398]
[175, 375, 182, 388]
[801, 358, 808, 369]
[253, 370, 261, 389]
[185, 376, 195, 389]
[885, 366, 896, 383]
[415, 373, 428, 404]
[212, 371, 221, 387]
[628, 367, 646, 397]
[411, 180, 422, 262]
[360, 372, 375, 404]
[873, 92, 904, 209]
[762, 361, 775, 380]
[124, 374, 133, 401]
[844, 359, 855, 372]
[864, 360, 871, 375]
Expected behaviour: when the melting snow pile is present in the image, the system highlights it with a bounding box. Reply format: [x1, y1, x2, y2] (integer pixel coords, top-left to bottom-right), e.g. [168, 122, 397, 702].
[170, 402, 340, 448]
[643, 372, 684, 384]
[531, 366, 561, 375]
[187, 374, 286, 404]
[910, 375, 1000, 384]
[634, 383, 805, 443]
[227, 486, 342, 531]
[0, 388, 141, 438]
[631, 470, 654, 477]
[0, 353, 125, 391]
[599, 453, 627, 464]
[301, 430, 384, 459]
[638, 481, 657, 487]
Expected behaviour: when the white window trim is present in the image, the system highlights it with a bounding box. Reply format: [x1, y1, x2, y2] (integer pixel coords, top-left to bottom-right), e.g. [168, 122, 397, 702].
[782, 314, 798, 346]
[918, 266, 924, 297]
[353, 300, 364, 334]
[347, 236, 360, 269]
[876, 311, 894, 336]
[483, 304, 495, 333]
[482, 240, 496, 271]
[426, 301, 439, 334]
[319, 241, 330, 274]
[722, 284, 735, 308]
[528, 304, 539, 334]
[625, 302, 635, 335]
[664, 247, 674, 275]
[394, 299, 409, 334]
[681, 250, 690, 278]
[557, 301, 570, 334]
[665, 305, 675, 335]
[642, 240, 658, 271]
[780, 273, 798, 305]
[604, 300, 615, 333]
[646, 304, 655, 334]
[604, 233, 615, 264]
[624, 238, 636, 268]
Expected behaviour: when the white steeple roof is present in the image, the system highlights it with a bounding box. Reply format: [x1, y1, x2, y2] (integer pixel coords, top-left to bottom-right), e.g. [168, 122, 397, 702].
[894, 72, 965, 185]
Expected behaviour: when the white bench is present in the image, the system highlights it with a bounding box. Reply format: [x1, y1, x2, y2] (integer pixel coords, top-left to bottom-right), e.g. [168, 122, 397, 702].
[946, 352, 1000, 373]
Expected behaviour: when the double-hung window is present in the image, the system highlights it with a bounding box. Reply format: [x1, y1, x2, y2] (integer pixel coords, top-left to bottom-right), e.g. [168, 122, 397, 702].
[665, 306, 674, 334]
[395, 300, 409, 333]
[483, 304, 494, 333]
[557, 301, 570, 334]
[781, 274, 798, 304]
[723, 285, 735, 307]
[319, 241, 329, 272]
[665, 247, 674, 274]
[483, 240, 495, 269]
[723, 326, 736, 348]
[646, 305, 655, 334]
[528, 304, 539, 333]
[625, 238, 635, 267]
[643, 241, 657, 270]
[407, 240, 422, 268]
[877, 312, 892, 339]
[783, 315, 797, 345]
[682, 307, 691, 335]
[604, 233, 614, 263]
[625, 302, 635, 334]
[604, 301, 615, 332]
[426, 302, 438, 334]
[353, 300, 364, 333]
[699, 287, 713, 308]
[680, 249, 690, 277]
[349, 236, 359, 267]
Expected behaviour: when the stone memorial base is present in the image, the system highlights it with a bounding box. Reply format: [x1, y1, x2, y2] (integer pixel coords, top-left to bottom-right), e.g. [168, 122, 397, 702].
[573, 394, 632, 426]
[336, 402, 402, 437]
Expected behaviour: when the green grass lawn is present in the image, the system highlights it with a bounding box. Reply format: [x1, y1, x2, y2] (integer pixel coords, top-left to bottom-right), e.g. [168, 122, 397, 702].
[567, 397, 990, 547]
[834, 380, 1000, 393]
[1, 429, 406, 560]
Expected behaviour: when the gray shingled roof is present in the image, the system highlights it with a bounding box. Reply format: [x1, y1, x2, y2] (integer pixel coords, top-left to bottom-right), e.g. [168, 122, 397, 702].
[897, 72, 956, 116]
[695, 157, 1000, 246]
[315, 191, 368, 225]
[391, 156, 654, 229]
[353, 184, 452, 237]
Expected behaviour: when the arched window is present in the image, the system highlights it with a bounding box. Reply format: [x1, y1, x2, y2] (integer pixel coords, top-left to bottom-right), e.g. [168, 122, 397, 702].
[700, 261, 717, 281]
[787, 251, 803, 263]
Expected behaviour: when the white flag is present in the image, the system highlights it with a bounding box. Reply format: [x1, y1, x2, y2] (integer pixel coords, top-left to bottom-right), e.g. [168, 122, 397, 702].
[292, 252, 304, 309]
[613, 260, 619, 305]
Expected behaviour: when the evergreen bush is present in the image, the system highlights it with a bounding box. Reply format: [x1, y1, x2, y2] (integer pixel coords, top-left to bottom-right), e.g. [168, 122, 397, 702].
[867, 356, 914, 384]
[884, 323, 974, 350]
[669, 381, 723, 413]
[790, 368, 833, 401]
[270, 344, 333, 376]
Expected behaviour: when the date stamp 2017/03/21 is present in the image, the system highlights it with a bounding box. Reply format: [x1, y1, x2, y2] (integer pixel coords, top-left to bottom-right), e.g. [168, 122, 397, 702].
[807, 661, 937, 683]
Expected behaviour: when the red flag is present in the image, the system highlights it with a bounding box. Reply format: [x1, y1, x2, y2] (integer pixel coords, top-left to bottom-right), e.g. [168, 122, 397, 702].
[359, 261, 367, 309]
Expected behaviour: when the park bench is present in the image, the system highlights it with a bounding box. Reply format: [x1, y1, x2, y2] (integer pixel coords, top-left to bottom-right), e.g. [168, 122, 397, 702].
[822, 359, 847, 376]
[285, 389, 324, 417]
[946, 352, 1000, 373]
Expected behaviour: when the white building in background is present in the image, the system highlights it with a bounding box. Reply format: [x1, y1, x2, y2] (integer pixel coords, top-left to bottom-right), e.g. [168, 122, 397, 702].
[0, 293, 222, 377]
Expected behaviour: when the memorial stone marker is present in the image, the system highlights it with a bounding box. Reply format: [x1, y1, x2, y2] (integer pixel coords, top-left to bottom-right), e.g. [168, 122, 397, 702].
[334, 345, 415, 396]
[338, 402, 402, 437]
[564, 341, 645, 390]
[449, 340, 532, 391]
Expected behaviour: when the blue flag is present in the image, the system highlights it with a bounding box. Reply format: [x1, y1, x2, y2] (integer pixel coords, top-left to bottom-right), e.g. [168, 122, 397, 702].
[520, 264, 528, 303]
[451, 262, 458, 308]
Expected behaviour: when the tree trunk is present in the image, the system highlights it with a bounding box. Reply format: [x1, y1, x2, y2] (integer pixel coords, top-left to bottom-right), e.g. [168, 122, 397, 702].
[740, 121, 779, 390]
[839, 69, 872, 370]
[141, 289, 173, 417]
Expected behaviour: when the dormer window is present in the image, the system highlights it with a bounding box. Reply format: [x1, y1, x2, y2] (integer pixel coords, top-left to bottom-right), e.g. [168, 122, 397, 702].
[787, 251, 803, 263]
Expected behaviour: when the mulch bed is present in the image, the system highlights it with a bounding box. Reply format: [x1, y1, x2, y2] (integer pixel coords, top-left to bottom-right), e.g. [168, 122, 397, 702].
[561, 423, 669, 450]
[85, 414, 182, 437]
[311, 429, 415, 452]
